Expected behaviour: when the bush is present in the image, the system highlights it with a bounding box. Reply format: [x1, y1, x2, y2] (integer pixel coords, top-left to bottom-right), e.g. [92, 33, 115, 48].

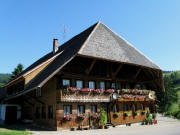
[99, 107, 107, 126]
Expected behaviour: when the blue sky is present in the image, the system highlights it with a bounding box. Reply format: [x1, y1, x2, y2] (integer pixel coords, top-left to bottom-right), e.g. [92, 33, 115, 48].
[0, 0, 180, 73]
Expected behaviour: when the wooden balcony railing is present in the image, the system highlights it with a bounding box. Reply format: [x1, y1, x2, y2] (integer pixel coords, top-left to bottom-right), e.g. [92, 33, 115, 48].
[56, 89, 113, 102]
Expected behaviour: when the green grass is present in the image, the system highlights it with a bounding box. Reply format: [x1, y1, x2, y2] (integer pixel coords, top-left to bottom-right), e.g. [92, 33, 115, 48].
[0, 127, 31, 135]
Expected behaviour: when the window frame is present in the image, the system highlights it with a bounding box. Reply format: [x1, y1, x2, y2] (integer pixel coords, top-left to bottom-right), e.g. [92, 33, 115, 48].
[90, 105, 97, 113]
[63, 105, 72, 116]
[111, 82, 116, 89]
[76, 80, 83, 89]
[88, 81, 95, 89]
[62, 79, 71, 87]
[77, 105, 85, 116]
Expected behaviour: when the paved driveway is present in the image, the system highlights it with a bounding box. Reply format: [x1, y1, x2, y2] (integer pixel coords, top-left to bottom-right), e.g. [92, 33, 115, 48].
[32, 114, 180, 135]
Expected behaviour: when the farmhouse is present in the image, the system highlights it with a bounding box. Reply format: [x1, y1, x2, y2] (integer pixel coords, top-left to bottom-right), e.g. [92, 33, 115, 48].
[1, 22, 164, 130]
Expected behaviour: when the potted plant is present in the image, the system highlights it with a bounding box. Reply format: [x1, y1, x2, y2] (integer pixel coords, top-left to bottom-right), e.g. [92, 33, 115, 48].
[99, 107, 107, 129]
[152, 112, 157, 124]
[124, 111, 131, 117]
[113, 112, 120, 118]
[145, 110, 152, 125]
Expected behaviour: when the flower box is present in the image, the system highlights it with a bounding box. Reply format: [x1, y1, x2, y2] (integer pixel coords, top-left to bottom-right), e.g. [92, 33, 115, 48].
[134, 111, 140, 116]
[113, 112, 120, 118]
[104, 89, 115, 94]
[63, 114, 73, 121]
[124, 111, 131, 117]
[91, 113, 100, 120]
[76, 114, 86, 121]
[91, 89, 101, 94]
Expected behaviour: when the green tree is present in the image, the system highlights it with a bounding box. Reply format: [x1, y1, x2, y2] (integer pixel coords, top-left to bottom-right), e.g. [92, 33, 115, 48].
[0, 83, 4, 87]
[9, 64, 24, 81]
[159, 75, 177, 112]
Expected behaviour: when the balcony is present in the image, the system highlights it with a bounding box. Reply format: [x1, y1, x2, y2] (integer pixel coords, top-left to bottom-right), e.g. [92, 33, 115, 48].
[56, 87, 113, 102]
[56, 88, 155, 103]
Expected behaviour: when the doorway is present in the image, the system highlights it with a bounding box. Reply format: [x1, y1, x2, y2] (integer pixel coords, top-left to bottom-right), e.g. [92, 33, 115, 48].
[5, 106, 17, 124]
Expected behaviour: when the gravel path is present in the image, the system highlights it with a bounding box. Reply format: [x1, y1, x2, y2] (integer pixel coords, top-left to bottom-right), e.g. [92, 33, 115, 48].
[32, 114, 180, 135]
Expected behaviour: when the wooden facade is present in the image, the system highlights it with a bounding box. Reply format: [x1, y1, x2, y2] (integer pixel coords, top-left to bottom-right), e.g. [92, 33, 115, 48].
[3, 22, 163, 130]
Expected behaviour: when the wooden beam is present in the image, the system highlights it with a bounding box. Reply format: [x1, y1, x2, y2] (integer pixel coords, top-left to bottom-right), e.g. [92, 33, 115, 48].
[133, 68, 142, 79]
[87, 59, 96, 75]
[24, 94, 45, 105]
[113, 64, 123, 78]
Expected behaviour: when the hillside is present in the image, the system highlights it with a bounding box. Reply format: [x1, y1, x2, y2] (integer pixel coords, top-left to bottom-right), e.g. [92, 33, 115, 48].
[0, 73, 11, 86]
[163, 70, 180, 91]
[161, 70, 180, 119]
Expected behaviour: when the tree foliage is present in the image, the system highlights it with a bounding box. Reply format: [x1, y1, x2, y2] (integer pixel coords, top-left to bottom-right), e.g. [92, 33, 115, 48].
[9, 64, 24, 81]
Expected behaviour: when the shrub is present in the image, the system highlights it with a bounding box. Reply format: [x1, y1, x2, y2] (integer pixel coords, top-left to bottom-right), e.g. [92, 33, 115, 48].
[99, 107, 107, 126]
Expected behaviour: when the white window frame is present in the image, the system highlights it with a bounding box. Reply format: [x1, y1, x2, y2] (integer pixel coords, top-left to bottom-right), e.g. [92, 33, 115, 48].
[62, 79, 70, 86]
[90, 105, 97, 113]
[111, 82, 116, 89]
[77, 105, 85, 116]
[88, 81, 95, 89]
[63, 105, 72, 115]
[100, 81, 105, 90]
[76, 80, 83, 89]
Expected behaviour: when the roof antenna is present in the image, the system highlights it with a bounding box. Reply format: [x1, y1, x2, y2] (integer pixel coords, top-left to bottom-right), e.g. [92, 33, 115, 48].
[61, 24, 68, 41]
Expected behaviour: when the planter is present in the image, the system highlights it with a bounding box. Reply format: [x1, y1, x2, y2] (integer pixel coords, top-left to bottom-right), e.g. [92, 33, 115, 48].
[113, 112, 120, 118]
[124, 111, 131, 117]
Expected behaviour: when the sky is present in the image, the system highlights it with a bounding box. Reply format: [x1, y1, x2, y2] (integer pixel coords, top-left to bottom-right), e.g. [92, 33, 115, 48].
[0, 0, 180, 73]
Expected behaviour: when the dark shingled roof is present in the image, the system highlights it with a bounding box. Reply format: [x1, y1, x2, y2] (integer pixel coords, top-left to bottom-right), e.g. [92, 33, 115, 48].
[78, 22, 160, 69]
[6, 22, 162, 99]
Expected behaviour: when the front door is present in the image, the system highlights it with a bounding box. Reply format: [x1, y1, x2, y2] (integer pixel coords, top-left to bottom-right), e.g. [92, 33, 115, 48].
[5, 106, 17, 124]
[106, 103, 111, 123]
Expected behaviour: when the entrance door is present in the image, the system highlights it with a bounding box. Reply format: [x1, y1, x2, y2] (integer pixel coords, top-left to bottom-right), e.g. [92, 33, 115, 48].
[106, 103, 111, 123]
[5, 106, 17, 124]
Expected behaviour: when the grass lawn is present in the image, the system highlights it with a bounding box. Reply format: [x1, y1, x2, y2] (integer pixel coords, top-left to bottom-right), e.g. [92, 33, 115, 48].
[0, 126, 31, 135]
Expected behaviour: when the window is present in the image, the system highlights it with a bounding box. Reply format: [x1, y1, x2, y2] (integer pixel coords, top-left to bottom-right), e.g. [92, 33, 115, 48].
[141, 104, 145, 111]
[113, 104, 119, 112]
[132, 104, 137, 113]
[77, 105, 85, 116]
[41, 106, 46, 119]
[124, 104, 129, 111]
[111, 82, 116, 89]
[35, 107, 40, 119]
[90, 105, 97, 113]
[48, 105, 53, 119]
[63, 105, 72, 115]
[36, 88, 41, 97]
[135, 84, 142, 90]
[89, 81, 95, 89]
[100, 81, 105, 90]
[76, 80, 83, 89]
[62, 79, 70, 86]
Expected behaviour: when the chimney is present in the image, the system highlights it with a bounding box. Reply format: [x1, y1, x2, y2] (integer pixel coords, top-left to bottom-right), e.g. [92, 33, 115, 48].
[53, 38, 58, 54]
